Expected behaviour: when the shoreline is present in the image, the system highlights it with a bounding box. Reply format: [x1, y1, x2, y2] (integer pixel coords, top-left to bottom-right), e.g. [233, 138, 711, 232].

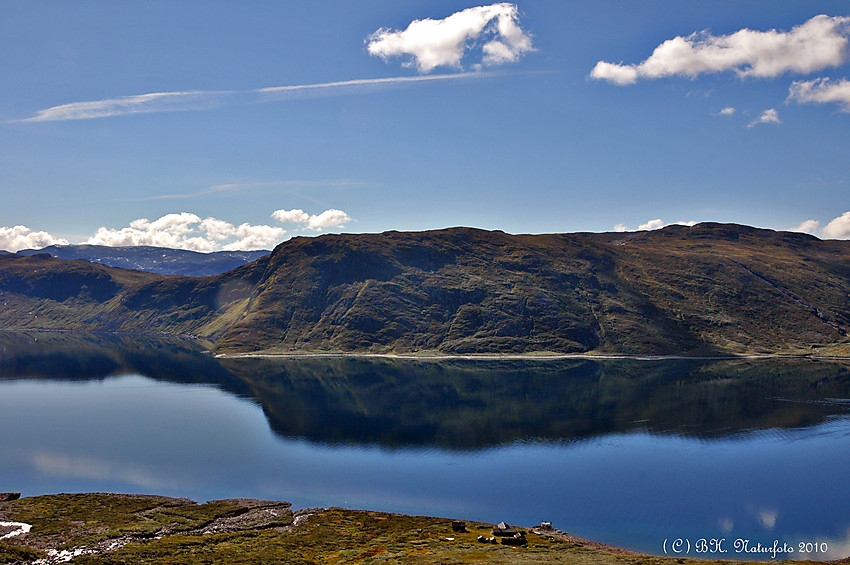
[3, 328, 849, 361]
[20, 323, 850, 364]
[214, 351, 850, 361]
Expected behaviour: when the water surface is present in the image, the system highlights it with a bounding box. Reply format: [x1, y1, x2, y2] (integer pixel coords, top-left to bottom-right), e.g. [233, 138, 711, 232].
[1, 331, 849, 559]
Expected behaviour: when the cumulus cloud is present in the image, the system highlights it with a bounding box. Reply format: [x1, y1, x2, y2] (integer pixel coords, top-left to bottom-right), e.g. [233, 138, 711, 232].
[0, 225, 69, 252]
[822, 211, 850, 239]
[2, 208, 354, 253]
[790, 219, 820, 234]
[614, 219, 697, 232]
[748, 108, 781, 127]
[271, 209, 311, 224]
[308, 209, 352, 230]
[591, 15, 850, 85]
[717, 106, 736, 115]
[366, 3, 533, 73]
[638, 218, 666, 231]
[222, 223, 288, 252]
[590, 62, 640, 86]
[85, 212, 286, 252]
[272, 208, 352, 231]
[788, 77, 850, 112]
[199, 217, 237, 241]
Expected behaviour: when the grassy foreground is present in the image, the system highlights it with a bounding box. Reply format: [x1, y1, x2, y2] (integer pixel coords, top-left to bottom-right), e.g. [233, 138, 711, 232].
[0, 493, 839, 564]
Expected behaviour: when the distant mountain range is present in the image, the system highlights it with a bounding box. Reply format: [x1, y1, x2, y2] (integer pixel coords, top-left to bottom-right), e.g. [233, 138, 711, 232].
[14, 244, 269, 276]
[1, 223, 849, 356]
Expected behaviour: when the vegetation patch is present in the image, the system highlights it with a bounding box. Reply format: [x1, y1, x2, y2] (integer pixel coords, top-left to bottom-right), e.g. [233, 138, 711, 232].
[0, 494, 837, 564]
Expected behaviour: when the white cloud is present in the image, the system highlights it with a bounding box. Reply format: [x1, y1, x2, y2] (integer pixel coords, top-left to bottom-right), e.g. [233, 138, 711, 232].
[222, 223, 287, 251]
[717, 106, 736, 115]
[591, 15, 850, 85]
[790, 219, 820, 234]
[272, 209, 311, 224]
[199, 217, 237, 240]
[638, 218, 666, 231]
[590, 61, 640, 86]
[614, 219, 697, 232]
[21, 91, 233, 122]
[822, 211, 850, 239]
[308, 209, 352, 230]
[366, 3, 533, 73]
[0, 225, 69, 252]
[2, 208, 354, 253]
[272, 208, 352, 231]
[19, 73, 494, 122]
[788, 77, 850, 112]
[748, 108, 780, 127]
[84, 212, 287, 251]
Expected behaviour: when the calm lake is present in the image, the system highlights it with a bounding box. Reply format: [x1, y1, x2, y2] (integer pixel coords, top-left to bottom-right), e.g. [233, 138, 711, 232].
[1, 330, 849, 559]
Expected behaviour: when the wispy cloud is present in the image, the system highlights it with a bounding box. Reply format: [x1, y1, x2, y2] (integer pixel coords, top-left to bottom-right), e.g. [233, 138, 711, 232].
[748, 108, 781, 127]
[20, 90, 240, 122]
[257, 72, 497, 99]
[148, 179, 365, 201]
[591, 15, 850, 85]
[367, 3, 534, 73]
[18, 72, 496, 123]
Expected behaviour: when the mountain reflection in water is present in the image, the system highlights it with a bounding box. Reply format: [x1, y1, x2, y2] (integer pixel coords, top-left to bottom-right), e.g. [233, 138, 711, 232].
[2, 330, 849, 449]
[3, 330, 850, 559]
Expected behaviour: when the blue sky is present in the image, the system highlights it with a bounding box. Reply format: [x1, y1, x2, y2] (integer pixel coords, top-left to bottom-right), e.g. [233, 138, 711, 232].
[1, 1, 849, 251]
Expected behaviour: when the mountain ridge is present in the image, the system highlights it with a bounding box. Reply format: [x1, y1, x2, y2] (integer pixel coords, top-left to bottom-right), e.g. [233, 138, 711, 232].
[14, 244, 269, 276]
[1, 222, 848, 356]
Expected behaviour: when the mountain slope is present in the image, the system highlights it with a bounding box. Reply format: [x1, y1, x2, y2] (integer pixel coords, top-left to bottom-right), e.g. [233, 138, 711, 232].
[1, 223, 849, 355]
[213, 223, 850, 355]
[15, 244, 269, 276]
[0, 252, 266, 338]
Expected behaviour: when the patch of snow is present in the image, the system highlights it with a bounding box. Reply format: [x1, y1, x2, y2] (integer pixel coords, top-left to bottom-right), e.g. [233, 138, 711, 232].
[0, 521, 31, 539]
[33, 547, 88, 564]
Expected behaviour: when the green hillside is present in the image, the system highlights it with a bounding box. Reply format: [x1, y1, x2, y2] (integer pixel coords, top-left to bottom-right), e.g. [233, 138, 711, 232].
[1, 223, 849, 356]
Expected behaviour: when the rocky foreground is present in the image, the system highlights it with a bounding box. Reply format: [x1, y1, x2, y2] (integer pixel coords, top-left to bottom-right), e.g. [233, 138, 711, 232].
[0, 493, 843, 564]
